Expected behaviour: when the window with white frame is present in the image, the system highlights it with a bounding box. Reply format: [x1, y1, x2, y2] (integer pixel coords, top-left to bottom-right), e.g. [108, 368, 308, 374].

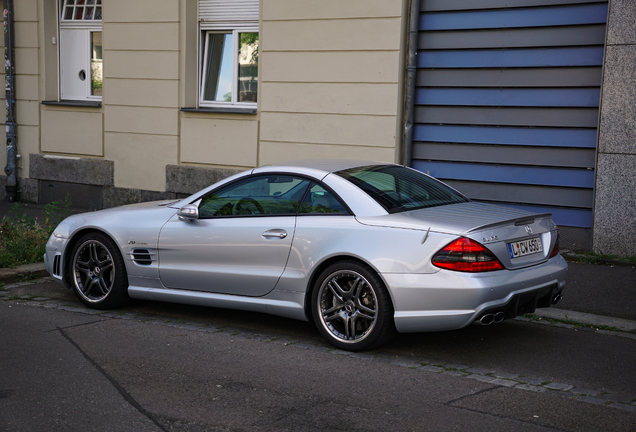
[59, 0, 103, 101]
[199, 0, 259, 108]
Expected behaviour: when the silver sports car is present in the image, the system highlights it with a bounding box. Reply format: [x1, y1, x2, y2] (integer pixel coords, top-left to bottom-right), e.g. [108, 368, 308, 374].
[44, 160, 567, 351]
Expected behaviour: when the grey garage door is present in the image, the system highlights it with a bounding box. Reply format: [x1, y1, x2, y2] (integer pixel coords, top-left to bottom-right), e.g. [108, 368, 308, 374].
[412, 0, 608, 248]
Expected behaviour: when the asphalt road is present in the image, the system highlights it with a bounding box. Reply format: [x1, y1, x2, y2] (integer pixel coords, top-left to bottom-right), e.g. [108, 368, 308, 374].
[1, 279, 635, 431]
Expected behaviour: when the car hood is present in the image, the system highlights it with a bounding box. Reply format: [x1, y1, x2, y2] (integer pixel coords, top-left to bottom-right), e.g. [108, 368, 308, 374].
[99, 200, 180, 212]
[52, 200, 178, 239]
[355, 202, 549, 235]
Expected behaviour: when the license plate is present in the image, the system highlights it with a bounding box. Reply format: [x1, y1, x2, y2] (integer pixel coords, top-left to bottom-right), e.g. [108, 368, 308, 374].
[507, 237, 543, 258]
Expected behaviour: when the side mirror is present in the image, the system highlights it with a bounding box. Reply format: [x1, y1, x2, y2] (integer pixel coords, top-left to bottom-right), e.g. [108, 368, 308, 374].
[177, 204, 199, 222]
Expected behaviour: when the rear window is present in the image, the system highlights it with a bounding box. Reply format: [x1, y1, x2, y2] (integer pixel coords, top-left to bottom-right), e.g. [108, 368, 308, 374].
[337, 165, 469, 213]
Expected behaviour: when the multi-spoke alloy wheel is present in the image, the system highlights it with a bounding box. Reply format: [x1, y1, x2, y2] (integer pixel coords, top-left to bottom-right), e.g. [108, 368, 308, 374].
[312, 261, 396, 351]
[70, 232, 129, 309]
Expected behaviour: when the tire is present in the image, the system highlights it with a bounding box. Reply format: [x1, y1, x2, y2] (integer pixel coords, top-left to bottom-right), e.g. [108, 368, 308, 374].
[312, 261, 396, 351]
[69, 232, 129, 309]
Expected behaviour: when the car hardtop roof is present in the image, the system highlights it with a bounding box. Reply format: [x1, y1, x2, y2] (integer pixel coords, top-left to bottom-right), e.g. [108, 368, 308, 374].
[260, 159, 396, 174]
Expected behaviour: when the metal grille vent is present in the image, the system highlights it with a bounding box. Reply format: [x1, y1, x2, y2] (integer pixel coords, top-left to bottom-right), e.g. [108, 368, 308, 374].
[130, 249, 155, 266]
[53, 254, 62, 277]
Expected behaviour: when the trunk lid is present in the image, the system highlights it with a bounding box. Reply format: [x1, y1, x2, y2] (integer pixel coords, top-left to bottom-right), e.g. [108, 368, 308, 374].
[356, 202, 558, 269]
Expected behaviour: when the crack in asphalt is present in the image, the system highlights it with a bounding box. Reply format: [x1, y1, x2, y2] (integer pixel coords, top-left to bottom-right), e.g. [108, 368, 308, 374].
[44, 318, 110, 333]
[444, 386, 500, 405]
[56, 326, 169, 432]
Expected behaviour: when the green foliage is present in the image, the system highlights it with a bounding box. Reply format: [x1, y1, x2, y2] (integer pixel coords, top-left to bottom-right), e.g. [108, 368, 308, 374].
[240, 32, 259, 47]
[0, 196, 73, 268]
[239, 32, 259, 66]
[567, 250, 636, 265]
[43, 195, 73, 231]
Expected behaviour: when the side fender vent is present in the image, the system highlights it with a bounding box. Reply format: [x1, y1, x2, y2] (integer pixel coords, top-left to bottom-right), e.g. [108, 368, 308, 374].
[53, 254, 62, 277]
[128, 249, 155, 266]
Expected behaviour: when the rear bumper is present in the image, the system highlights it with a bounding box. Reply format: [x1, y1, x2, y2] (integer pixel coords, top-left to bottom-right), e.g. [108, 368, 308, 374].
[384, 255, 568, 333]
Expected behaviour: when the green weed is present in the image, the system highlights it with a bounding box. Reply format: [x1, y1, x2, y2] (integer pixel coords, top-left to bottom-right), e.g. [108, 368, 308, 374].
[0, 197, 72, 268]
[567, 250, 636, 265]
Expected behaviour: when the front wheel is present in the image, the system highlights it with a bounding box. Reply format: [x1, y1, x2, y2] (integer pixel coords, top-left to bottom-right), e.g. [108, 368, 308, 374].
[69, 232, 129, 309]
[312, 261, 396, 351]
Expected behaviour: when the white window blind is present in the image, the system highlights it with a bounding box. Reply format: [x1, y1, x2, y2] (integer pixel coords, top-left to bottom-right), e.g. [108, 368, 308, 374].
[199, 0, 259, 30]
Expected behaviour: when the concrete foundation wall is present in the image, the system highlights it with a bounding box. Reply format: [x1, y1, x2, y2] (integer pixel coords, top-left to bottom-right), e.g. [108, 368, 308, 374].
[593, 0, 636, 256]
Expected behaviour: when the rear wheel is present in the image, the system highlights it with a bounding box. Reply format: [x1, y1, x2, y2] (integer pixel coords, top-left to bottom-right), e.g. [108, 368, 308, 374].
[70, 232, 129, 309]
[312, 261, 396, 351]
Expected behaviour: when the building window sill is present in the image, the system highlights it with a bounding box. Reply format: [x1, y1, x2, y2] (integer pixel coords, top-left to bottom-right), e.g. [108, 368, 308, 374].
[42, 100, 102, 108]
[180, 107, 257, 115]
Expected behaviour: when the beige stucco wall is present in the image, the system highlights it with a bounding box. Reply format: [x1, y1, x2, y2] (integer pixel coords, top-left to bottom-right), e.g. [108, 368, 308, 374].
[41, 110, 103, 156]
[258, 0, 405, 165]
[181, 117, 259, 167]
[2, 0, 408, 197]
[102, 0, 180, 191]
[177, 0, 260, 172]
[0, 0, 40, 178]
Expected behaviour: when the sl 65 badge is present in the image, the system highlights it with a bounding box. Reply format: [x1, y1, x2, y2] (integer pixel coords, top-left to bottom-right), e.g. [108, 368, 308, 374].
[482, 235, 498, 242]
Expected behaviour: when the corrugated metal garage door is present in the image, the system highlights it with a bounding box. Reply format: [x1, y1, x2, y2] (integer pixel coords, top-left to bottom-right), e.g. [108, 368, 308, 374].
[412, 0, 608, 247]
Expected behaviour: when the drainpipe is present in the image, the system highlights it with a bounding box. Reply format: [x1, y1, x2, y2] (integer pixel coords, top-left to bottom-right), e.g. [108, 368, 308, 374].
[3, 0, 18, 202]
[402, 0, 420, 167]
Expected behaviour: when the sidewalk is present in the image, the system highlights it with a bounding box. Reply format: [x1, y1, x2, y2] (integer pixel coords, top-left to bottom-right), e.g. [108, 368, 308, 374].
[2, 201, 635, 329]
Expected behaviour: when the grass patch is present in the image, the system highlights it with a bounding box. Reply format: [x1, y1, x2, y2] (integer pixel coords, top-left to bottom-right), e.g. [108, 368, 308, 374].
[566, 250, 636, 265]
[0, 197, 72, 268]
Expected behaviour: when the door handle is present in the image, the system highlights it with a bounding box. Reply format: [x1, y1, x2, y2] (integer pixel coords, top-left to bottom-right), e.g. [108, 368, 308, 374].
[262, 229, 287, 239]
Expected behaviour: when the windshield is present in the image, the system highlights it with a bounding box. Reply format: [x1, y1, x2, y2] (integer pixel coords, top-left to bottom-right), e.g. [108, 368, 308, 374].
[337, 165, 469, 213]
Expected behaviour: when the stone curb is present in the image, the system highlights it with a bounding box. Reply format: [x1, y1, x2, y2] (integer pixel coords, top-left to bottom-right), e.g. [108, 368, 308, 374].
[532, 308, 636, 332]
[0, 263, 48, 284]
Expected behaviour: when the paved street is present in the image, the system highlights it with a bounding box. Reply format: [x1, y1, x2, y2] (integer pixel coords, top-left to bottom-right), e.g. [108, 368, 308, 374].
[1, 278, 635, 431]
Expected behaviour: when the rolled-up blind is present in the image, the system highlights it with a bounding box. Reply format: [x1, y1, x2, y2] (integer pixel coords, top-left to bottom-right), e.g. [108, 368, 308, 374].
[199, 0, 259, 29]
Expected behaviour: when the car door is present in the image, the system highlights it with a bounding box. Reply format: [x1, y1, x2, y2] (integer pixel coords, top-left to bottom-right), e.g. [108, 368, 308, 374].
[158, 174, 311, 297]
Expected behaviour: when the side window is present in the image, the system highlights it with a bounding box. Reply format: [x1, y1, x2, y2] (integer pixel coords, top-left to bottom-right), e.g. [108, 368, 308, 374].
[200, 31, 258, 106]
[299, 183, 348, 215]
[59, 0, 103, 101]
[198, 175, 311, 218]
[198, 0, 259, 109]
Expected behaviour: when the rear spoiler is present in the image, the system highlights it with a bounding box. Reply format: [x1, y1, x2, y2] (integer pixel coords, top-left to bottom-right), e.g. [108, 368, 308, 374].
[464, 213, 553, 234]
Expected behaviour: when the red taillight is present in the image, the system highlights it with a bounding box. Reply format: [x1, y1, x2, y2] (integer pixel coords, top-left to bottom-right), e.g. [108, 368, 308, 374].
[549, 231, 560, 258]
[432, 237, 504, 272]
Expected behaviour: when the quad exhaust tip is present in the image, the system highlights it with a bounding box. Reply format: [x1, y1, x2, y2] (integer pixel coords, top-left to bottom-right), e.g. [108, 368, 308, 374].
[478, 311, 506, 325]
[477, 293, 563, 325]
